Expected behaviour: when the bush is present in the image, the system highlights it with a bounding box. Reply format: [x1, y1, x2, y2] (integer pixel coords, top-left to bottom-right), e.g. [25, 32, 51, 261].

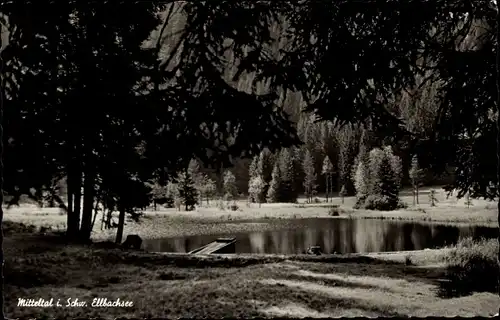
[216, 198, 225, 210]
[229, 203, 239, 211]
[163, 196, 175, 208]
[397, 200, 408, 209]
[353, 197, 365, 209]
[328, 206, 340, 216]
[361, 195, 407, 211]
[363, 195, 399, 211]
[4, 221, 37, 236]
[443, 237, 498, 296]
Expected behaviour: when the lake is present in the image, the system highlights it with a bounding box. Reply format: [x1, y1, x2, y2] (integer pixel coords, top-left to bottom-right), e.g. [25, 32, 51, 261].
[142, 218, 498, 254]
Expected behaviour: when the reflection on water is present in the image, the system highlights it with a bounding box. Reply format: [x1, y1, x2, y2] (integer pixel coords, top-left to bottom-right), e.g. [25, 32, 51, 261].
[142, 218, 497, 254]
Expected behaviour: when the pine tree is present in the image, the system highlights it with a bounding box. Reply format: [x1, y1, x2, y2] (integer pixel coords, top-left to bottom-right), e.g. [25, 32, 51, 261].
[303, 149, 317, 203]
[353, 128, 370, 172]
[352, 129, 371, 195]
[337, 126, 358, 196]
[249, 176, 265, 207]
[321, 155, 334, 203]
[223, 170, 238, 204]
[319, 122, 336, 156]
[188, 158, 204, 203]
[279, 148, 297, 203]
[366, 151, 400, 210]
[150, 182, 167, 210]
[368, 148, 386, 195]
[353, 160, 369, 207]
[291, 146, 303, 198]
[248, 155, 259, 203]
[378, 155, 399, 203]
[267, 162, 283, 203]
[247, 156, 259, 202]
[177, 172, 198, 211]
[200, 175, 216, 205]
[249, 155, 259, 178]
[409, 155, 425, 205]
[257, 149, 273, 203]
[383, 146, 403, 190]
[298, 116, 320, 153]
[166, 181, 180, 205]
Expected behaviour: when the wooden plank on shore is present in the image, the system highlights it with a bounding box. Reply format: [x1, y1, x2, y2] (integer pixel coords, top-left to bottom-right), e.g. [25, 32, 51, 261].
[188, 237, 237, 255]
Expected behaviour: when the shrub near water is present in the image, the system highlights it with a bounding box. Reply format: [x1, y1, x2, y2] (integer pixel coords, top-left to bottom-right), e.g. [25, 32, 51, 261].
[444, 237, 498, 295]
[328, 205, 340, 216]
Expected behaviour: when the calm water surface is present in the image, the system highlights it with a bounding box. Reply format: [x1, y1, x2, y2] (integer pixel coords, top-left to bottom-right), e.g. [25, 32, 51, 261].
[142, 218, 497, 254]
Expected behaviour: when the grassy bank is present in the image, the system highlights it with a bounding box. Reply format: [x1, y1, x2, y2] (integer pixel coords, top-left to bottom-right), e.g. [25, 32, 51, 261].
[4, 224, 499, 318]
[441, 237, 499, 297]
[149, 187, 498, 227]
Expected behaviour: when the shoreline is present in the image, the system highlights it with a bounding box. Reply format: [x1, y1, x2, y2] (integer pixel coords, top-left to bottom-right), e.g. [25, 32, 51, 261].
[91, 206, 497, 241]
[3, 193, 498, 242]
[148, 248, 452, 266]
[88, 215, 497, 242]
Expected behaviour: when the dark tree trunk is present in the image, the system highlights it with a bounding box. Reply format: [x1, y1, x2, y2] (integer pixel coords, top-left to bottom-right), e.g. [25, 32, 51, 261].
[67, 157, 82, 239]
[79, 162, 95, 242]
[495, 4, 500, 310]
[0, 34, 6, 320]
[325, 176, 329, 202]
[106, 209, 113, 229]
[90, 193, 100, 232]
[416, 186, 419, 205]
[329, 174, 333, 203]
[100, 202, 105, 231]
[115, 201, 126, 244]
[219, 162, 224, 199]
[66, 167, 75, 237]
[74, 164, 82, 232]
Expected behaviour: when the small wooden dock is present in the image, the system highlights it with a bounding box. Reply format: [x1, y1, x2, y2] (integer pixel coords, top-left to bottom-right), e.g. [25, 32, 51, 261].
[188, 237, 237, 255]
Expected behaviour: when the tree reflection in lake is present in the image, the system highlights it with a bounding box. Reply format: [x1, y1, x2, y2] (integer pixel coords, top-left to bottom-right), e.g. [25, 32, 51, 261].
[142, 218, 496, 254]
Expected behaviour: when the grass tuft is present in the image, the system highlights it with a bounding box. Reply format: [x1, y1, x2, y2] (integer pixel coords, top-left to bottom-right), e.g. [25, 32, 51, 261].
[441, 237, 498, 297]
[404, 254, 413, 266]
